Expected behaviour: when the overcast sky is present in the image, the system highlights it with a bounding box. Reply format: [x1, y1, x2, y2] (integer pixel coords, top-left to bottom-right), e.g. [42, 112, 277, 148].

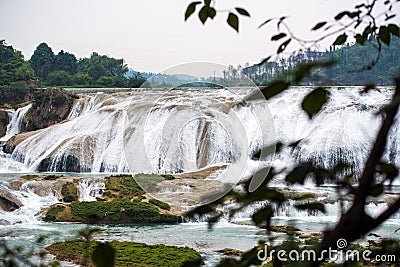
[1, 0, 398, 73]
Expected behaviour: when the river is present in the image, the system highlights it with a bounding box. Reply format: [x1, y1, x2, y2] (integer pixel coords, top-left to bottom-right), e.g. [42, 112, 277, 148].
[0, 86, 399, 265]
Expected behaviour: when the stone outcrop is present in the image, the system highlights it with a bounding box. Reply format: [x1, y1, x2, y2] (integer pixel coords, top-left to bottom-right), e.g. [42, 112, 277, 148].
[0, 109, 9, 138]
[3, 129, 42, 154]
[22, 88, 77, 131]
[0, 191, 22, 212]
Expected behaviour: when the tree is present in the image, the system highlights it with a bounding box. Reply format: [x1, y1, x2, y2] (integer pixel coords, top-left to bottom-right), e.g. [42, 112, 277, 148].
[29, 42, 55, 81]
[53, 50, 77, 74]
[184, 1, 400, 266]
[47, 70, 72, 86]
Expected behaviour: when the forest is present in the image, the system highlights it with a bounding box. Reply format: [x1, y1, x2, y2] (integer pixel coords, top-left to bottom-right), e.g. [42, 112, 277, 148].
[243, 36, 400, 86]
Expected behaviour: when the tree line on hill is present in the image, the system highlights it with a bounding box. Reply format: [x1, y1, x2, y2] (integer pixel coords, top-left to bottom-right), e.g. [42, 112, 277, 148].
[242, 36, 400, 86]
[0, 40, 146, 90]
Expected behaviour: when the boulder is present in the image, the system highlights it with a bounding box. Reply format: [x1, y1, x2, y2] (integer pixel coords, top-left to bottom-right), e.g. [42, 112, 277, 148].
[3, 129, 42, 154]
[0, 191, 22, 211]
[22, 88, 78, 131]
[0, 109, 9, 138]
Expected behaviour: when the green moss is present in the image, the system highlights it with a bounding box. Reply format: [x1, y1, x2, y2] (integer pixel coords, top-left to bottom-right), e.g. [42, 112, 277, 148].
[104, 175, 145, 199]
[61, 182, 78, 202]
[47, 239, 201, 267]
[149, 198, 171, 211]
[45, 198, 178, 224]
[133, 173, 166, 192]
[161, 174, 175, 180]
[44, 204, 65, 221]
[20, 174, 39, 180]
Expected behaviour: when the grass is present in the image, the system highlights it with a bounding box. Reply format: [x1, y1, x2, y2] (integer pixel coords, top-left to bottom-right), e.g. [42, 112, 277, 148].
[46, 239, 202, 267]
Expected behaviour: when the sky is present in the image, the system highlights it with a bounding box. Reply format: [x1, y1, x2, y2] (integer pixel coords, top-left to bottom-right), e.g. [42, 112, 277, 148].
[1, 0, 398, 73]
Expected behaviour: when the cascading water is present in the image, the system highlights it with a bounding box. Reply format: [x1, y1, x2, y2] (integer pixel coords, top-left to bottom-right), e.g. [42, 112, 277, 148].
[0, 104, 32, 172]
[78, 178, 106, 201]
[4, 88, 271, 174]
[0, 104, 32, 142]
[2, 87, 397, 178]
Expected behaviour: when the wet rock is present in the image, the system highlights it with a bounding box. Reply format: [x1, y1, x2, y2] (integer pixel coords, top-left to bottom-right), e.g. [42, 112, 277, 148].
[0, 109, 9, 138]
[215, 248, 245, 257]
[3, 129, 42, 154]
[0, 191, 22, 211]
[22, 88, 77, 131]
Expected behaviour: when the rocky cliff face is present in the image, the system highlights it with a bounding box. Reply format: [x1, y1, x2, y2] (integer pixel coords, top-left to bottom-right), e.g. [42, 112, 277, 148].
[0, 109, 9, 138]
[22, 88, 78, 131]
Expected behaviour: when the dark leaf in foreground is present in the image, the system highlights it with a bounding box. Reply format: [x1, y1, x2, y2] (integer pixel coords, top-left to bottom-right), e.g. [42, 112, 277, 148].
[185, 2, 201, 21]
[302, 87, 329, 119]
[227, 13, 239, 32]
[91, 243, 115, 267]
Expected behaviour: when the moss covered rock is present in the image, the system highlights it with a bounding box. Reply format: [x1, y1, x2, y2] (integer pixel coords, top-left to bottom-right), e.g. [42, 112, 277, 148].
[47, 239, 202, 267]
[22, 88, 78, 131]
[44, 175, 177, 224]
[103, 174, 145, 200]
[61, 182, 78, 202]
[44, 198, 178, 224]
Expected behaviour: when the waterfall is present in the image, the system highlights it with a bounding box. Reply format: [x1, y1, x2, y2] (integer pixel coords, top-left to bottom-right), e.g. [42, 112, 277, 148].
[0, 104, 32, 142]
[1, 87, 398, 179]
[78, 178, 106, 201]
[4, 88, 272, 174]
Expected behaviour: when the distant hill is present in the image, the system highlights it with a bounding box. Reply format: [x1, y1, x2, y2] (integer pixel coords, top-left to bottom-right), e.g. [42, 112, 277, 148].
[243, 36, 400, 86]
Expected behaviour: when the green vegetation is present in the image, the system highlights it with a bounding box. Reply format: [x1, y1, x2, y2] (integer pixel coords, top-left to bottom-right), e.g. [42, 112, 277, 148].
[44, 204, 65, 221]
[44, 175, 177, 224]
[29, 43, 146, 88]
[103, 174, 145, 199]
[0, 40, 36, 106]
[61, 182, 78, 202]
[46, 239, 202, 267]
[149, 198, 171, 211]
[44, 199, 178, 224]
[22, 88, 78, 131]
[242, 37, 400, 86]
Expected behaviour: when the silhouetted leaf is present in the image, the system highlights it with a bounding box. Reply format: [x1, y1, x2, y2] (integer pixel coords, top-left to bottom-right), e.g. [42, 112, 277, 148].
[227, 13, 239, 32]
[260, 80, 290, 99]
[285, 162, 315, 185]
[312, 21, 327, 31]
[355, 34, 366, 45]
[387, 23, 400, 36]
[91, 243, 115, 267]
[360, 83, 376, 94]
[271, 33, 287, 41]
[235, 7, 250, 17]
[277, 38, 291, 54]
[376, 162, 398, 180]
[258, 56, 271, 66]
[385, 14, 396, 21]
[199, 6, 208, 24]
[185, 1, 201, 21]
[258, 18, 273, 28]
[379, 26, 391, 45]
[335, 11, 350, 20]
[362, 25, 375, 38]
[333, 33, 347, 45]
[301, 87, 329, 119]
[295, 202, 326, 213]
[369, 184, 384, 197]
[208, 7, 216, 19]
[252, 205, 273, 227]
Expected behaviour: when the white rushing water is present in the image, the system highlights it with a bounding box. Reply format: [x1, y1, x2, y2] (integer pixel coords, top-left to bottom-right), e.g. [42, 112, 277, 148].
[0, 104, 32, 142]
[0, 87, 397, 177]
[0, 87, 399, 267]
[2, 88, 273, 176]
